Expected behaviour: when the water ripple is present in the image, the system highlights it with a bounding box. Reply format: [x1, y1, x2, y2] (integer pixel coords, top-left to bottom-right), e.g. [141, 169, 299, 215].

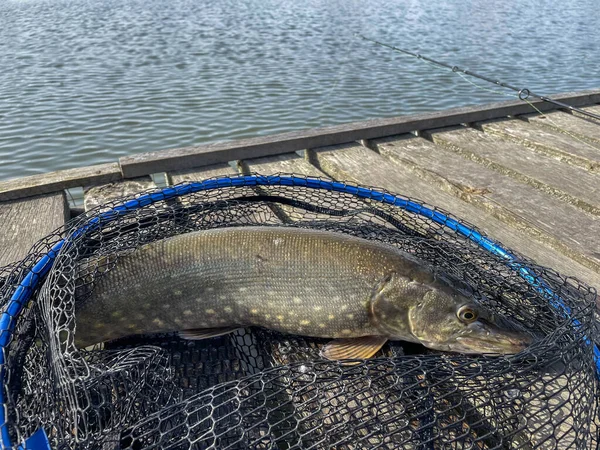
[0, 0, 599, 180]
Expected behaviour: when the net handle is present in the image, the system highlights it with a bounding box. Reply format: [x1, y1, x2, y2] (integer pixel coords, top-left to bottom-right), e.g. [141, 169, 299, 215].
[1, 174, 597, 449]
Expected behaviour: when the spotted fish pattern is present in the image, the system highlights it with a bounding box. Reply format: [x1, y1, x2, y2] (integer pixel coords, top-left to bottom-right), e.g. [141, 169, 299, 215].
[75, 226, 531, 358]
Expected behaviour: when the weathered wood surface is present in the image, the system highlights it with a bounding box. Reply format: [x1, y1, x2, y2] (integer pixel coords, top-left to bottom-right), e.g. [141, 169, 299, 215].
[374, 133, 600, 274]
[477, 118, 600, 172]
[0, 163, 122, 202]
[119, 90, 600, 179]
[426, 126, 600, 216]
[237, 152, 330, 223]
[83, 177, 157, 212]
[521, 110, 600, 144]
[0, 91, 598, 202]
[169, 162, 282, 224]
[168, 162, 237, 185]
[308, 142, 600, 289]
[580, 104, 600, 118]
[0, 192, 69, 266]
[238, 151, 324, 177]
[236, 152, 325, 223]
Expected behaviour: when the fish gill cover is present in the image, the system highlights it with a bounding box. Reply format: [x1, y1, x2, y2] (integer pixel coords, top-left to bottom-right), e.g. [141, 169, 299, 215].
[0, 173, 598, 449]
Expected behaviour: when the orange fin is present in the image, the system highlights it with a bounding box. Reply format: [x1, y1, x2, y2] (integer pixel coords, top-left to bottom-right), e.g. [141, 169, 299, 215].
[321, 336, 388, 361]
[179, 327, 240, 340]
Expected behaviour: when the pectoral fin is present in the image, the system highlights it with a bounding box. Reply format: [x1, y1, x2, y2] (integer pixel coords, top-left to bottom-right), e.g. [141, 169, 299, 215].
[179, 327, 240, 340]
[321, 336, 388, 361]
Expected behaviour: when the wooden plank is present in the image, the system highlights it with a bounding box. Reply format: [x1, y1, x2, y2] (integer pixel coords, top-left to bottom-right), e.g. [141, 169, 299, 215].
[237, 153, 329, 223]
[578, 104, 600, 120]
[0, 192, 69, 266]
[477, 118, 600, 172]
[372, 134, 600, 274]
[168, 163, 237, 185]
[168, 163, 243, 210]
[238, 151, 324, 177]
[83, 177, 157, 212]
[573, 102, 600, 115]
[426, 126, 600, 216]
[308, 142, 600, 289]
[170, 162, 281, 224]
[0, 163, 122, 202]
[119, 90, 600, 179]
[520, 110, 600, 144]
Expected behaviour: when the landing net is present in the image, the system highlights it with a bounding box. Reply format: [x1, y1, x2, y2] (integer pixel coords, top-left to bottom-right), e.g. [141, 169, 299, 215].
[0, 174, 597, 449]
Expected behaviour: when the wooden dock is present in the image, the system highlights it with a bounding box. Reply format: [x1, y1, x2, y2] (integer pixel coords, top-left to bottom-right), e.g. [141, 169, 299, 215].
[1, 89, 599, 449]
[1, 88, 599, 296]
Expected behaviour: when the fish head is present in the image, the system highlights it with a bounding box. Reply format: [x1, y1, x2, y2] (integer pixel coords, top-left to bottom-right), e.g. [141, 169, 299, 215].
[370, 273, 532, 355]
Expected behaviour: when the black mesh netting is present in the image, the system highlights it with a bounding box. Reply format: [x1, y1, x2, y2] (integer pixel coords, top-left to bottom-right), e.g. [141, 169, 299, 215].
[0, 174, 598, 449]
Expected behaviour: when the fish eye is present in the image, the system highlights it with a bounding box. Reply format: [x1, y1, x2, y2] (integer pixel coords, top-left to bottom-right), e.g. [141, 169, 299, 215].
[457, 306, 478, 323]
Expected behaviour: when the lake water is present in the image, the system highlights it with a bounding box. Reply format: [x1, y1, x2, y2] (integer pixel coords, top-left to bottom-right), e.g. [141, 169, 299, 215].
[1, 0, 598, 181]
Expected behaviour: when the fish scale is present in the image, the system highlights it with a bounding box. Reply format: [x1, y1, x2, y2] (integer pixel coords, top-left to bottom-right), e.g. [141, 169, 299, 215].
[76, 227, 394, 346]
[74, 226, 531, 360]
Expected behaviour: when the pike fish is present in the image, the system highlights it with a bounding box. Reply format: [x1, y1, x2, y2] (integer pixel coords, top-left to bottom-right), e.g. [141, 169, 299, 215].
[75, 226, 531, 359]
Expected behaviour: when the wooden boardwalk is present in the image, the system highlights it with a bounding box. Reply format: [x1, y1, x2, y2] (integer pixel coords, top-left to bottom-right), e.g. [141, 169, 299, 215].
[1, 89, 599, 450]
[1, 88, 599, 296]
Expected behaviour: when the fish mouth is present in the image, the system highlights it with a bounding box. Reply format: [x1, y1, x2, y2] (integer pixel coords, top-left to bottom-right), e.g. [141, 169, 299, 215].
[454, 322, 533, 355]
[455, 334, 531, 354]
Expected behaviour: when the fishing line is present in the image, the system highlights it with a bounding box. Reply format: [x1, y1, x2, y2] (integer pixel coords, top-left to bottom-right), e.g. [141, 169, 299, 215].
[449, 66, 600, 152]
[355, 33, 600, 122]
[357, 34, 600, 164]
